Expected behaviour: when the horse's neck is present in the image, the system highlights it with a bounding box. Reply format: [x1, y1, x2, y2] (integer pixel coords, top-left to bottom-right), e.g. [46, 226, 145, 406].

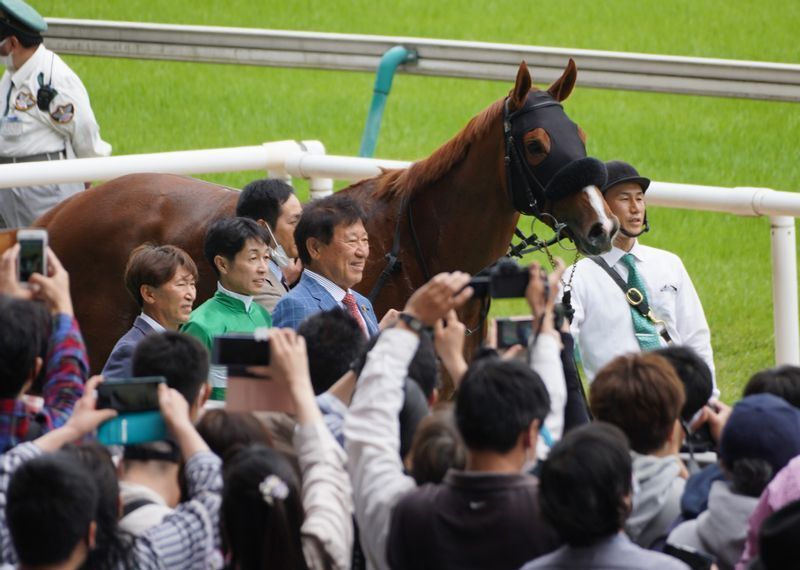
[416, 139, 517, 274]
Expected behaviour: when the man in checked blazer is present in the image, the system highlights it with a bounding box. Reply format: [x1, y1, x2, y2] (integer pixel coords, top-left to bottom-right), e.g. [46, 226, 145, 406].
[272, 194, 379, 337]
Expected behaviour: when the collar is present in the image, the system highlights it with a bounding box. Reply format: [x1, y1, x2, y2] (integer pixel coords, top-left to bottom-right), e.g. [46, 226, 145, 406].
[304, 269, 349, 303]
[600, 240, 642, 267]
[216, 282, 253, 311]
[138, 312, 166, 333]
[268, 259, 283, 280]
[10, 44, 46, 86]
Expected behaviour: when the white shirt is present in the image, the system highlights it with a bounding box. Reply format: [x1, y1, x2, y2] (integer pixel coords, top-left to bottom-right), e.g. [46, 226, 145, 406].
[344, 328, 418, 570]
[139, 312, 166, 333]
[530, 333, 567, 460]
[565, 241, 716, 394]
[0, 44, 110, 158]
[304, 268, 368, 331]
[216, 281, 253, 311]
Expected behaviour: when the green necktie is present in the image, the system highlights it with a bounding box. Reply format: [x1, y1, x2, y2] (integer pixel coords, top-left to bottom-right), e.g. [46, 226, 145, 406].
[620, 253, 662, 351]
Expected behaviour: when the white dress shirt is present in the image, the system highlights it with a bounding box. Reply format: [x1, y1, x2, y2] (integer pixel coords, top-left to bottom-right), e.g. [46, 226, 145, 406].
[304, 269, 368, 331]
[565, 241, 716, 394]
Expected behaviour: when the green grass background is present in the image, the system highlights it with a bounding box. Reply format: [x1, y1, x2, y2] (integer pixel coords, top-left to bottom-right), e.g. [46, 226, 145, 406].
[35, 0, 800, 399]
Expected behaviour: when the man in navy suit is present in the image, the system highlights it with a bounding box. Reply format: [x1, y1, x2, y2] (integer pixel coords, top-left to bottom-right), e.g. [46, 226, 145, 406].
[273, 193, 379, 336]
[102, 245, 198, 378]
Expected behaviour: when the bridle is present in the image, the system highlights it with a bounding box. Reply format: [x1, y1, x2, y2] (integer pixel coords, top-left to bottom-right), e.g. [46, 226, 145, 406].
[367, 93, 585, 328]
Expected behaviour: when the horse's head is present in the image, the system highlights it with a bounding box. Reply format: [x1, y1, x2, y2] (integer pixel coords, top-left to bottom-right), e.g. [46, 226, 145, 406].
[504, 60, 618, 255]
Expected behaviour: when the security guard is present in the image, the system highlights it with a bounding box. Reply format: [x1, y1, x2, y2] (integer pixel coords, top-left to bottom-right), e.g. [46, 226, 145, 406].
[0, 0, 111, 228]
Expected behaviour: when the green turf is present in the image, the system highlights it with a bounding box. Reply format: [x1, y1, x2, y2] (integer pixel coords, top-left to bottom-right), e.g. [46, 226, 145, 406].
[28, 1, 800, 400]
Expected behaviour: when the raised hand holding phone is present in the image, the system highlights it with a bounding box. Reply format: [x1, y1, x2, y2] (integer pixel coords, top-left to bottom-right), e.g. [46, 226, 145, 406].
[268, 329, 320, 426]
[34, 375, 118, 452]
[0, 244, 33, 300]
[28, 247, 73, 316]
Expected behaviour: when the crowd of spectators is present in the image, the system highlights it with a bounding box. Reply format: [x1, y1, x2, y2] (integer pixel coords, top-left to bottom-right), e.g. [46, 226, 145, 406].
[0, 176, 799, 570]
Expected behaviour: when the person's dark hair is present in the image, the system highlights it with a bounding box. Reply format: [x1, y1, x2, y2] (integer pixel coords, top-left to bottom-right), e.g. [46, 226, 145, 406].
[132, 331, 209, 407]
[297, 308, 367, 394]
[744, 365, 800, 409]
[0, 296, 42, 398]
[653, 345, 712, 422]
[399, 379, 429, 459]
[196, 410, 272, 461]
[407, 331, 438, 401]
[539, 422, 633, 546]
[409, 405, 466, 485]
[590, 353, 685, 454]
[64, 443, 134, 569]
[729, 458, 774, 498]
[236, 179, 295, 229]
[203, 217, 270, 277]
[222, 444, 309, 570]
[294, 193, 366, 266]
[455, 357, 550, 453]
[7, 453, 98, 566]
[124, 244, 198, 308]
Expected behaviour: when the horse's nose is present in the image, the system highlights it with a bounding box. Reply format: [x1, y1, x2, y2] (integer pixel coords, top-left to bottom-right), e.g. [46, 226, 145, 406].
[585, 222, 614, 253]
[587, 222, 608, 241]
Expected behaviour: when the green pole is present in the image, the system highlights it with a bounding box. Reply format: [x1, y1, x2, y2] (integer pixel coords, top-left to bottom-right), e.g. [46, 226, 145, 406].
[359, 45, 418, 157]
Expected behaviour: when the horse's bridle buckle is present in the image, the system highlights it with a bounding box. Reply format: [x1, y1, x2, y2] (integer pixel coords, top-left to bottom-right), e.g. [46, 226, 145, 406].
[625, 287, 644, 306]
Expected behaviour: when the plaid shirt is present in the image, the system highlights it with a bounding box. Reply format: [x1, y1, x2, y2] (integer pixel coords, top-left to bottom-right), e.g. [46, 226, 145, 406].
[0, 443, 223, 569]
[0, 314, 86, 453]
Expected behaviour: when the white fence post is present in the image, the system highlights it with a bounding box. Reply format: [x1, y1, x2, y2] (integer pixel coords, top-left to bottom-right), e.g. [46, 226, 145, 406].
[770, 215, 800, 365]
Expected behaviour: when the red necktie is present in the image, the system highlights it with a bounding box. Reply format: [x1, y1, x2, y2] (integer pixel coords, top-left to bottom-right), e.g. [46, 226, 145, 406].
[342, 293, 368, 337]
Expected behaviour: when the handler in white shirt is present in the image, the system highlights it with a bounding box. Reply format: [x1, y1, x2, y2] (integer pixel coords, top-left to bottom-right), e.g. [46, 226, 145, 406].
[565, 161, 716, 394]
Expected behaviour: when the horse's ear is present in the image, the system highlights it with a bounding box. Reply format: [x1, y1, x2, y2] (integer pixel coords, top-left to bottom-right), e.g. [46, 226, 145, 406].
[509, 61, 532, 111]
[547, 58, 577, 102]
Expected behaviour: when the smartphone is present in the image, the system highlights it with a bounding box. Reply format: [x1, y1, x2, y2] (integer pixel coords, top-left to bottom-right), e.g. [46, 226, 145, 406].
[16, 228, 47, 283]
[494, 316, 534, 348]
[663, 543, 715, 570]
[212, 331, 271, 377]
[97, 377, 165, 412]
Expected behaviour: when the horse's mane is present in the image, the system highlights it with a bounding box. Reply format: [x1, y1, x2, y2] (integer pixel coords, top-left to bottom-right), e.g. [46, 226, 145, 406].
[374, 98, 505, 200]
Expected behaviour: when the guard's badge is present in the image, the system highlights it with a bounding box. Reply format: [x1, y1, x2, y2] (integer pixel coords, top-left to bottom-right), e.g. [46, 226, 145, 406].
[50, 103, 74, 124]
[14, 90, 35, 111]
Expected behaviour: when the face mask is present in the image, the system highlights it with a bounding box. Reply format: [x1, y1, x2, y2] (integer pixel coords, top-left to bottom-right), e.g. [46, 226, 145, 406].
[264, 223, 291, 268]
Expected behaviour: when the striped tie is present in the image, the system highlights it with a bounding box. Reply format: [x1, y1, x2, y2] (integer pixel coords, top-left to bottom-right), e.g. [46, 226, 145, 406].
[620, 254, 662, 351]
[342, 293, 368, 337]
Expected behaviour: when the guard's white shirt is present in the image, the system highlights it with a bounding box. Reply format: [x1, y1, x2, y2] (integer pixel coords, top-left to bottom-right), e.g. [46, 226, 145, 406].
[0, 44, 110, 158]
[565, 241, 717, 395]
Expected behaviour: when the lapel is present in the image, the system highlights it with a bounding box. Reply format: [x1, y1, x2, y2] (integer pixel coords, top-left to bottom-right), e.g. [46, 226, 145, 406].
[132, 315, 156, 338]
[302, 274, 340, 311]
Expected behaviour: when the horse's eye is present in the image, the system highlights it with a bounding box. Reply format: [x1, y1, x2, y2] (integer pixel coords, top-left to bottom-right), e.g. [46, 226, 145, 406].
[527, 141, 544, 154]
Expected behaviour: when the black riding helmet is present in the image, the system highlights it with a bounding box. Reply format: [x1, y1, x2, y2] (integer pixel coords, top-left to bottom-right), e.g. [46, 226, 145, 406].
[601, 160, 651, 237]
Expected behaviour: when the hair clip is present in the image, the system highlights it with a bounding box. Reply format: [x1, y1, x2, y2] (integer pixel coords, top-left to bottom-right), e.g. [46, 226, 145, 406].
[259, 474, 289, 506]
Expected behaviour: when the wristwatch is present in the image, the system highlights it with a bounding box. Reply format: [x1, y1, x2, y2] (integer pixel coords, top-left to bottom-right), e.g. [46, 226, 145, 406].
[397, 312, 426, 333]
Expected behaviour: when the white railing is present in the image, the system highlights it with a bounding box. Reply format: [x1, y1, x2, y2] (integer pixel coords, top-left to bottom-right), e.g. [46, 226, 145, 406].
[43, 19, 800, 102]
[0, 145, 797, 364]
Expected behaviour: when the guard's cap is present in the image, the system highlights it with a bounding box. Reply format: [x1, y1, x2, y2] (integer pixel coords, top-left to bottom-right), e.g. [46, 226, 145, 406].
[601, 160, 650, 194]
[0, 0, 47, 41]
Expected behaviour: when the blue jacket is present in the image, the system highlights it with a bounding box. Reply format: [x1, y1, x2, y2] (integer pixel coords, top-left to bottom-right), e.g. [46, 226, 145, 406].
[101, 316, 155, 379]
[272, 273, 379, 336]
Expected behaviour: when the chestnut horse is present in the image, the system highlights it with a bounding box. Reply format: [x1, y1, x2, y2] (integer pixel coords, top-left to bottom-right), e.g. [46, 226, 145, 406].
[32, 60, 616, 372]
